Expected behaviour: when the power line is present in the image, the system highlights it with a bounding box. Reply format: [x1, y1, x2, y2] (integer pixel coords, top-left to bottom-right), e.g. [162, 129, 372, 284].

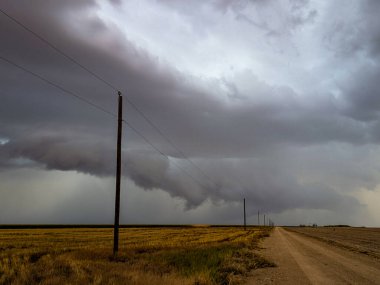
[122, 123, 210, 190]
[121, 120, 166, 158]
[0, 7, 118, 94]
[0, 55, 116, 118]
[0, 54, 209, 190]
[124, 95, 216, 187]
[0, 7, 216, 187]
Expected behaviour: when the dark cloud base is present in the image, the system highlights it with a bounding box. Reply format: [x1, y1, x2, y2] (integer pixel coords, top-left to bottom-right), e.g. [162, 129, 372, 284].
[1, 0, 380, 224]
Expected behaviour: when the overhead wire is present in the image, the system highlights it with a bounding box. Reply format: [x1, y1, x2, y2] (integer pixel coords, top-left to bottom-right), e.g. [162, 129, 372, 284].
[0, 6, 216, 188]
[0, 54, 209, 190]
[121, 123, 210, 190]
[123, 95, 216, 186]
[0, 7, 118, 94]
[0, 55, 116, 118]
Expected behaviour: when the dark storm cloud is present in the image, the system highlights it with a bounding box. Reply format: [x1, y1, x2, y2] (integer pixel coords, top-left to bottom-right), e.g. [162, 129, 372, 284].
[340, 65, 380, 122]
[199, 153, 361, 214]
[321, 1, 380, 60]
[319, 1, 380, 123]
[0, 133, 115, 175]
[1, 0, 380, 220]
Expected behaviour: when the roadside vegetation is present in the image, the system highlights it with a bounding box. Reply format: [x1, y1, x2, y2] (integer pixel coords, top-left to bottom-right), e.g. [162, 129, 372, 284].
[0, 226, 273, 284]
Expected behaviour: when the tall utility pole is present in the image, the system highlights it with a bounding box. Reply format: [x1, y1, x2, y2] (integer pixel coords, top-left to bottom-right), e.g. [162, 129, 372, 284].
[113, 92, 123, 256]
[264, 214, 266, 226]
[243, 198, 246, 230]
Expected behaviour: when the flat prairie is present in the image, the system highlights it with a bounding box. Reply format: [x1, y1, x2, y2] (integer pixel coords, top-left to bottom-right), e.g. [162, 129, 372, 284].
[286, 226, 380, 259]
[0, 226, 273, 285]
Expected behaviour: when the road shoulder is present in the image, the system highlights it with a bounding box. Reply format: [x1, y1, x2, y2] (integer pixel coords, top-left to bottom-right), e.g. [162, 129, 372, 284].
[246, 227, 311, 284]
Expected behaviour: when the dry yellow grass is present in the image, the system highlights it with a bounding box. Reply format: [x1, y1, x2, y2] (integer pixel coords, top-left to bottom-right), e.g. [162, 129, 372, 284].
[0, 226, 273, 285]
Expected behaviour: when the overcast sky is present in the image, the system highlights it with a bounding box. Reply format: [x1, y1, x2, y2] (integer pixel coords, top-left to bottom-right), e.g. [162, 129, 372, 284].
[1, 0, 380, 226]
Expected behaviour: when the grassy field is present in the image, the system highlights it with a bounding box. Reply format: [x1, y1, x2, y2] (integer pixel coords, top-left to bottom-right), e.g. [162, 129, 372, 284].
[286, 226, 380, 259]
[0, 226, 273, 285]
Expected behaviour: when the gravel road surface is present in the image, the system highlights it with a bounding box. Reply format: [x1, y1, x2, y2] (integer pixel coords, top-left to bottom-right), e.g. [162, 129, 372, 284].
[248, 227, 380, 284]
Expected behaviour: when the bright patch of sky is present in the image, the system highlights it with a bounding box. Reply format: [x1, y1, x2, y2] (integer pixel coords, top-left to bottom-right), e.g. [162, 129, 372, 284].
[96, 0, 336, 96]
[0, 137, 9, 145]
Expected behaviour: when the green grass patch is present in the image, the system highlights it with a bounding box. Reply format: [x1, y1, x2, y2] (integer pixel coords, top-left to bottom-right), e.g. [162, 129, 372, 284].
[147, 243, 274, 284]
[162, 245, 234, 278]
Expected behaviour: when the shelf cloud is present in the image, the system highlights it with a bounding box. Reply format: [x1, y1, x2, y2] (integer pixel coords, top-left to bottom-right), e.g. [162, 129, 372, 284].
[1, 0, 380, 225]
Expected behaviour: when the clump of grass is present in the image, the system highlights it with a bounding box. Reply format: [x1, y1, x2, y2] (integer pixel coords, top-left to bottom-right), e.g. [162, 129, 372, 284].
[158, 245, 234, 278]
[215, 247, 275, 284]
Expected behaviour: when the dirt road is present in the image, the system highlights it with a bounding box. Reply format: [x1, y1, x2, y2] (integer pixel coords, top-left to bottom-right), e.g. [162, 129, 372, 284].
[248, 227, 380, 284]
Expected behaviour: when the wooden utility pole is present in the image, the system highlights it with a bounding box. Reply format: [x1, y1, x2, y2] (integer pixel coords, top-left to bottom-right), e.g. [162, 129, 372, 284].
[264, 214, 266, 226]
[113, 92, 123, 256]
[243, 198, 246, 230]
[258, 210, 260, 226]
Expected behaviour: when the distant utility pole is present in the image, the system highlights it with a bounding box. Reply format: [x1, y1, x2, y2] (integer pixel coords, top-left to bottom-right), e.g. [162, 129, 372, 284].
[113, 92, 123, 256]
[243, 198, 246, 230]
[264, 214, 266, 226]
[258, 210, 260, 226]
